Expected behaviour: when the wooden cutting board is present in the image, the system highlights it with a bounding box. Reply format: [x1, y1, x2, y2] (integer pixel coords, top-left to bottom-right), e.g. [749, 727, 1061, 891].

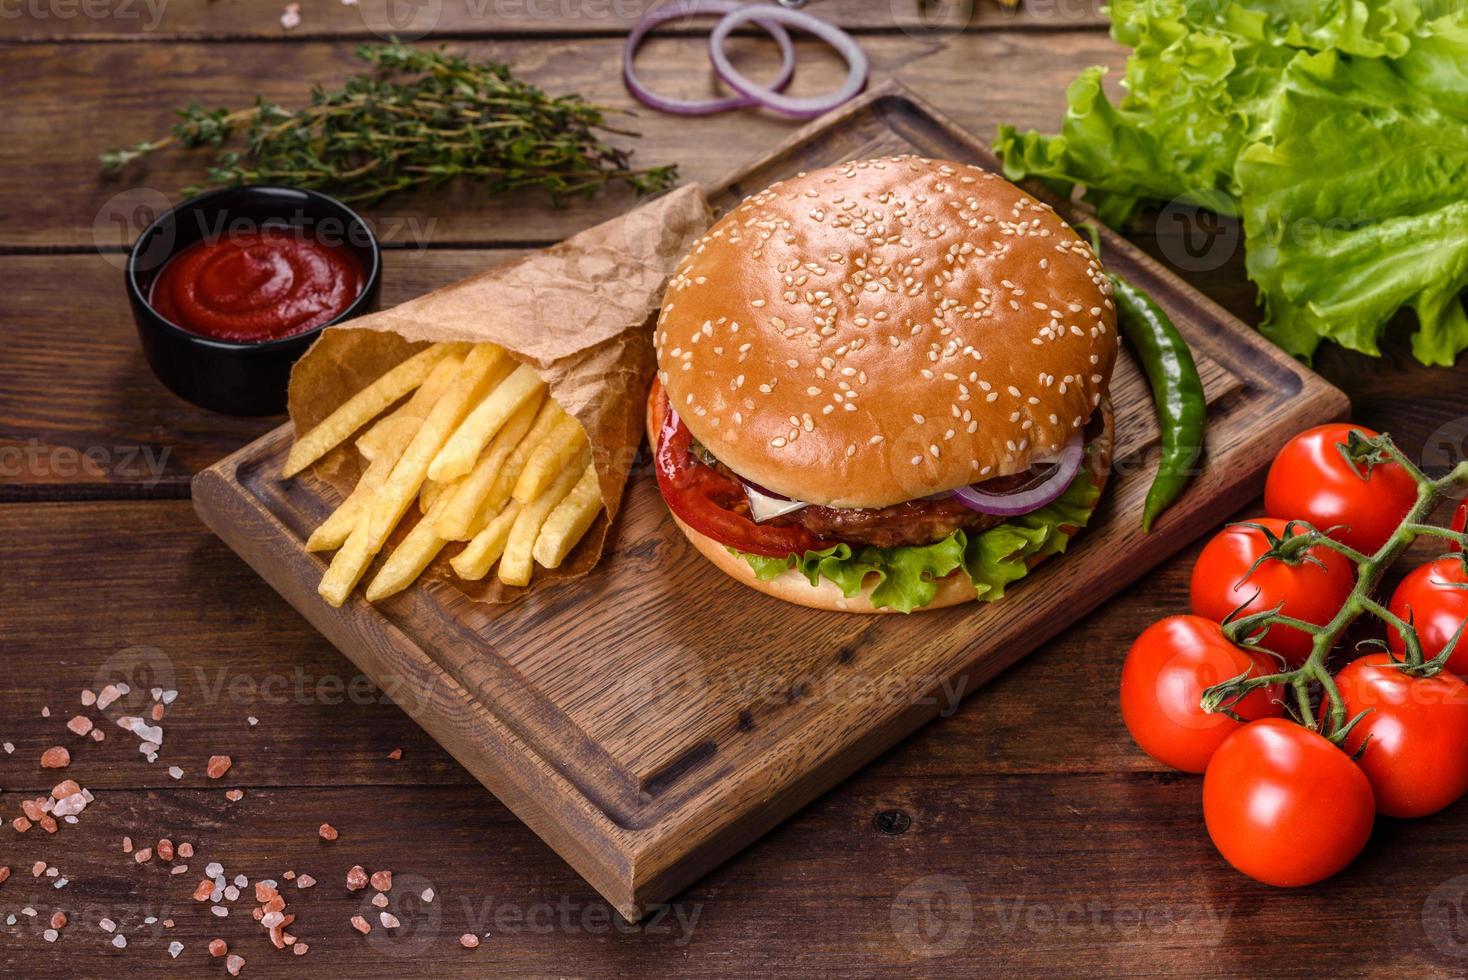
[193, 81, 1348, 921]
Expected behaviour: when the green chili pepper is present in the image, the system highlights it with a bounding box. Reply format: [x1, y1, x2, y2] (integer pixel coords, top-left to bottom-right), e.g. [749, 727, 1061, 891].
[1108, 273, 1206, 531]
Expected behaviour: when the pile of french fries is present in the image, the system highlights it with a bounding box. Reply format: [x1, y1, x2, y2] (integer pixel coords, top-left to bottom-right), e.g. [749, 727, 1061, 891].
[282, 342, 602, 607]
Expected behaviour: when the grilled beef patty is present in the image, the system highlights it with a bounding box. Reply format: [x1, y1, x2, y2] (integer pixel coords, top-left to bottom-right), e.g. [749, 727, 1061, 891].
[711, 410, 1105, 550]
[710, 462, 1033, 549]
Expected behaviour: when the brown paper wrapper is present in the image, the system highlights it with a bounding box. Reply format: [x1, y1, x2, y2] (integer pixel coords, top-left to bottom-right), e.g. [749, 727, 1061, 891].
[286, 183, 712, 602]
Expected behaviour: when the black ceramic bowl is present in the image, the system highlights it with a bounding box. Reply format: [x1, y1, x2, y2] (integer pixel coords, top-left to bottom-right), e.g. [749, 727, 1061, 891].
[125, 186, 382, 416]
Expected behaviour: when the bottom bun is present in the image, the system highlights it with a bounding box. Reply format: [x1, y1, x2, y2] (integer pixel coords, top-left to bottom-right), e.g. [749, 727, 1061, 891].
[653, 390, 1113, 614]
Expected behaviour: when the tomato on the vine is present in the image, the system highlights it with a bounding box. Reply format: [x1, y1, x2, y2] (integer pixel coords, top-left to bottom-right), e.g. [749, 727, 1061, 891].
[1203, 718, 1374, 887]
[1190, 518, 1354, 666]
[1387, 556, 1468, 674]
[1452, 499, 1467, 553]
[1264, 423, 1417, 555]
[1334, 653, 1468, 818]
[1120, 616, 1285, 773]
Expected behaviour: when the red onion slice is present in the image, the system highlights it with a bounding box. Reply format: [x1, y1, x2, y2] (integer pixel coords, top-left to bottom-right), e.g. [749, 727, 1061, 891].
[624, 0, 797, 116]
[708, 6, 868, 119]
[737, 475, 790, 501]
[952, 433, 1085, 516]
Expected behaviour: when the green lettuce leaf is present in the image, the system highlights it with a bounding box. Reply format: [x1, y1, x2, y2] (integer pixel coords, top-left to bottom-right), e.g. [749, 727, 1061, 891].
[1235, 29, 1468, 364]
[994, 0, 1468, 366]
[735, 469, 1102, 613]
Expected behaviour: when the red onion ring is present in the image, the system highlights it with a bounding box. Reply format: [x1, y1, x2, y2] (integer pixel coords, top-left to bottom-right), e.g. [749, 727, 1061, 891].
[624, 0, 797, 116]
[952, 433, 1085, 516]
[708, 5, 868, 119]
[738, 475, 791, 501]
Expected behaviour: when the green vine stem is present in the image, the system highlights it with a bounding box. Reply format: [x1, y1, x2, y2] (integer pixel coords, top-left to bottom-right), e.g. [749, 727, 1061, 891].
[1201, 432, 1468, 743]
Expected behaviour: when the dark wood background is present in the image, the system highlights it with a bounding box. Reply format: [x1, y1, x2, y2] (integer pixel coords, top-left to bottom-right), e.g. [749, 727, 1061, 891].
[2, 2, 1466, 976]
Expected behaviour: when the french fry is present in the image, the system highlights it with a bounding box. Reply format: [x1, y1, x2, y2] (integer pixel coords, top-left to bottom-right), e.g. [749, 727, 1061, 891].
[532, 464, 602, 569]
[306, 352, 465, 553]
[306, 454, 389, 552]
[283, 342, 465, 477]
[317, 512, 377, 607]
[361, 401, 413, 463]
[427, 363, 546, 483]
[433, 391, 545, 540]
[498, 449, 589, 587]
[420, 479, 445, 516]
[356, 349, 465, 462]
[318, 343, 504, 606]
[485, 400, 567, 514]
[365, 492, 456, 602]
[511, 413, 589, 504]
[449, 501, 522, 581]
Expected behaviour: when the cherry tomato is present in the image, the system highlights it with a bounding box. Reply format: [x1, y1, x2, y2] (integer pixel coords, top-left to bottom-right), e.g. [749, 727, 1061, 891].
[1334, 653, 1468, 817]
[1203, 718, 1374, 887]
[1265, 423, 1417, 555]
[1190, 518, 1355, 666]
[1387, 556, 1468, 674]
[1120, 616, 1285, 773]
[1452, 499, 1467, 553]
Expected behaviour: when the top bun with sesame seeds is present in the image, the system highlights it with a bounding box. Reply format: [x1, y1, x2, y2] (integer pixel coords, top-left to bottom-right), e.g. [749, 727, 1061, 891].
[653, 155, 1117, 509]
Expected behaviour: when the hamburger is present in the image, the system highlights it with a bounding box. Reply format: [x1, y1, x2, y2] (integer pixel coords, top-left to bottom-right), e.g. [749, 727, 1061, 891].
[648, 156, 1117, 613]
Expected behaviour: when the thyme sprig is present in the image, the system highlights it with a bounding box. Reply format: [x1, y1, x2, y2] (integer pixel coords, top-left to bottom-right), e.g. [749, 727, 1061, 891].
[101, 41, 678, 205]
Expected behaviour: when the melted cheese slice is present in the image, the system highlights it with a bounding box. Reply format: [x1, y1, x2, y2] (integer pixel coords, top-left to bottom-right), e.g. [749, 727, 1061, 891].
[743, 483, 811, 523]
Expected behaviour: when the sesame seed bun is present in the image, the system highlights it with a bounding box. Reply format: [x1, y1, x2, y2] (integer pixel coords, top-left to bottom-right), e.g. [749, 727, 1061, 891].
[653, 396, 1115, 613]
[654, 155, 1118, 508]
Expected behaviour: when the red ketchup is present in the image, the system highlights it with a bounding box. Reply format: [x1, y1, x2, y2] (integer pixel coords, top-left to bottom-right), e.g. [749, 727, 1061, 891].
[149, 228, 363, 343]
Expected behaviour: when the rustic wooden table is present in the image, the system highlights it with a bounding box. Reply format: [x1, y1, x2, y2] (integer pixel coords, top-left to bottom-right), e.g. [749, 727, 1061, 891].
[3, 3, 1467, 976]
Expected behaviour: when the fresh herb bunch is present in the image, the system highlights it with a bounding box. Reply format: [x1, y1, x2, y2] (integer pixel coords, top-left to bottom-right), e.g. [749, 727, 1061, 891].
[101, 42, 678, 204]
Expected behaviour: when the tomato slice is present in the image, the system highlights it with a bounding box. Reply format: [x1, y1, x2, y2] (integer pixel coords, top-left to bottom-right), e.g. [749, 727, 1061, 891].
[651, 381, 837, 558]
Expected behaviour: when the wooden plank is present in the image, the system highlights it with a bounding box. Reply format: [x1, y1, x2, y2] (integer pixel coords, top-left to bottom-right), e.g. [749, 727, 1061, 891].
[0, 498, 1203, 791]
[0, 33, 1130, 249]
[0, 250, 529, 499]
[4, 230, 1462, 499]
[3, 502, 1464, 974]
[191, 85, 1349, 920]
[1, 773, 1462, 976]
[0, 500, 477, 788]
[0, 0, 1107, 41]
[4, 498, 1465, 976]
